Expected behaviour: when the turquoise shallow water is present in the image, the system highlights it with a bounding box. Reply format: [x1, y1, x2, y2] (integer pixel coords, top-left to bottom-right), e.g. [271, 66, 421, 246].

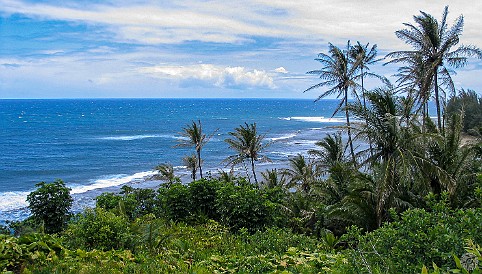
[0, 98, 346, 221]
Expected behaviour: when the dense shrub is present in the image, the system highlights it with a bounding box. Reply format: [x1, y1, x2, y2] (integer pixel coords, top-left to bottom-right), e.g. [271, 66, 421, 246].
[341, 195, 482, 273]
[215, 180, 278, 232]
[96, 186, 159, 221]
[26, 179, 73, 234]
[188, 178, 220, 220]
[0, 233, 65, 273]
[158, 183, 192, 221]
[446, 89, 482, 134]
[63, 208, 132, 251]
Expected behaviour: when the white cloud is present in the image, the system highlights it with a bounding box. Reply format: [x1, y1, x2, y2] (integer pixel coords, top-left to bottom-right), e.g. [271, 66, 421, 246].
[2, 0, 481, 50]
[2, 0, 482, 98]
[139, 64, 275, 89]
[274, 67, 288, 74]
[0, 0, 290, 44]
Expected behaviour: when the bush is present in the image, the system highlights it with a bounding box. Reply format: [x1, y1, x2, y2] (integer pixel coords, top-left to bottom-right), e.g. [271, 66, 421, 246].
[26, 179, 73, 234]
[158, 183, 192, 221]
[0, 233, 65, 273]
[446, 89, 482, 134]
[63, 208, 132, 251]
[342, 195, 482, 273]
[96, 187, 159, 221]
[188, 178, 220, 220]
[215, 180, 277, 232]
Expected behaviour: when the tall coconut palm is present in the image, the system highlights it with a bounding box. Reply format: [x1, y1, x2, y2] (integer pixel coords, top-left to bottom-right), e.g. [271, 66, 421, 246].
[391, 52, 432, 132]
[177, 120, 214, 179]
[350, 42, 385, 155]
[386, 6, 482, 132]
[224, 122, 271, 184]
[349, 42, 384, 110]
[349, 87, 424, 227]
[304, 41, 362, 163]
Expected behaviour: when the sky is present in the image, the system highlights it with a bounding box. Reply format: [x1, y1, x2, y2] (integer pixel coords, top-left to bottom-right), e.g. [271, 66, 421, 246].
[1, 0, 482, 99]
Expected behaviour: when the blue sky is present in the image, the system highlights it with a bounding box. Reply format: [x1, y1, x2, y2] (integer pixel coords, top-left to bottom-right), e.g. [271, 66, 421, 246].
[1, 0, 482, 99]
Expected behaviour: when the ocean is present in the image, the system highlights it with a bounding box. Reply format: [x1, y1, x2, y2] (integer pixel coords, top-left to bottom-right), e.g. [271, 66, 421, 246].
[0, 98, 347, 222]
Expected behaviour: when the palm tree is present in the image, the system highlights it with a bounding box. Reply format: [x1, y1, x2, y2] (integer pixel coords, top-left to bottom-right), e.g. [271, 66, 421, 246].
[217, 169, 236, 183]
[309, 132, 346, 173]
[154, 163, 180, 187]
[260, 169, 286, 190]
[182, 154, 198, 181]
[386, 6, 482, 132]
[224, 122, 271, 185]
[282, 154, 318, 194]
[391, 52, 432, 130]
[177, 120, 214, 179]
[349, 87, 424, 227]
[424, 112, 478, 206]
[305, 41, 362, 163]
[350, 42, 385, 155]
[349, 42, 384, 110]
[326, 173, 378, 232]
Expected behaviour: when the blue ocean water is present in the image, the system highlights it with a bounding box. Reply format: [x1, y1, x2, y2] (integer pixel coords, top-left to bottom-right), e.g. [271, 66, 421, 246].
[0, 98, 346, 222]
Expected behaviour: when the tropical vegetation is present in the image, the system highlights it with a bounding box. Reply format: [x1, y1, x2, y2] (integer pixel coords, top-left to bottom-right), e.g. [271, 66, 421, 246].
[2, 6, 482, 274]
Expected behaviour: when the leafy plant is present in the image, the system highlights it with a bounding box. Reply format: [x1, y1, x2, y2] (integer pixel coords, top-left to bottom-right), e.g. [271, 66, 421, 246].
[26, 179, 73, 234]
[63, 207, 131, 251]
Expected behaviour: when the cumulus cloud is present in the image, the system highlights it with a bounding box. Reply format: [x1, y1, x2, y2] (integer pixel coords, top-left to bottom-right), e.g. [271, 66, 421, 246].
[274, 67, 288, 74]
[139, 64, 275, 89]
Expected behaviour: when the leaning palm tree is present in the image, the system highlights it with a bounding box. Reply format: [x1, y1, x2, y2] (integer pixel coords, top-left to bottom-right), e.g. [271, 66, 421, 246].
[177, 120, 215, 179]
[304, 41, 362, 163]
[224, 122, 271, 185]
[182, 154, 198, 181]
[154, 163, 180, 187]
[386, 6, 482, 132]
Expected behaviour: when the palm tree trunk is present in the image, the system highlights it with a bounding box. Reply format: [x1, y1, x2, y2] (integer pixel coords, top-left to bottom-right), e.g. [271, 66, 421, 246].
[197, 149, 203, 179]
[251, 157, 258, 185]
[422, 99, 426, 134]
[434, 70, 443, 132]
[361, 69, 374, 159]
[345, 88, 356, 164]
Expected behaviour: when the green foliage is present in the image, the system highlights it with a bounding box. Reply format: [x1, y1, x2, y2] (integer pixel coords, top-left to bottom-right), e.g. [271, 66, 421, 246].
[215, 180, 280, 233]
[446, 89, 482, 134]
[158, 183, 192, 221]
[188, 178, 220, 220]
[96, 186, 160, 221]
[0, 233, 65, 273]
[26, 179, 73, 234]
[343, 196, 482, 273]
[63, 207, 131, 251]
[423, 239, 481, 273]
[5, 217, 40, 236]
